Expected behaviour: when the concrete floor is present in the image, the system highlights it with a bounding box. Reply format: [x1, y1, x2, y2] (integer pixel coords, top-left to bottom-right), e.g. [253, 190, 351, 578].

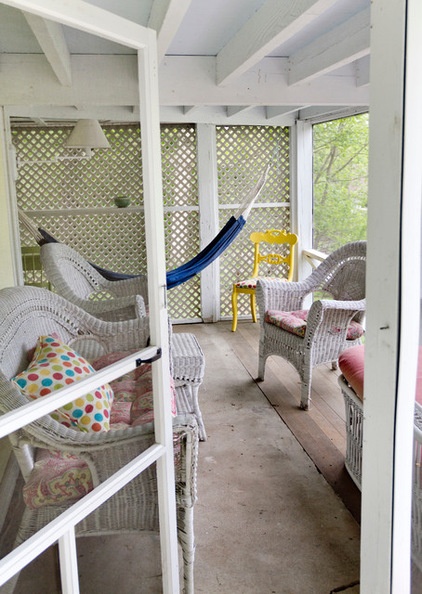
[5, 322, 362, 594]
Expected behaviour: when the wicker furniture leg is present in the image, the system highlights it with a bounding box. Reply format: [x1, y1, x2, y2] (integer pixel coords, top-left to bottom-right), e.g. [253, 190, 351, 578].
[172, 333, 206, 440]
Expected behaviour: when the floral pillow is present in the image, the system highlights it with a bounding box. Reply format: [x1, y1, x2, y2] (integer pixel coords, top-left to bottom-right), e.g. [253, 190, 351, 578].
[12, 335, 114, 432]
[22, 449, 93, 509]
[91, 350, 177, 425]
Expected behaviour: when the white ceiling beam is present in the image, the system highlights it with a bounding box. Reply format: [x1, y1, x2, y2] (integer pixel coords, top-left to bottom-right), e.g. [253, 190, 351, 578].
[288, 7, 370, 85]
[298, 105, 368, 122]
[148, 0, 192, 62]
[160, 56, 369, 106]
[0, 55, 369, 108]
[23, 12, 72, 86]
[7, 104, 299, 126]
[266, 106, 305, 120]
[216, 0, 339, 86]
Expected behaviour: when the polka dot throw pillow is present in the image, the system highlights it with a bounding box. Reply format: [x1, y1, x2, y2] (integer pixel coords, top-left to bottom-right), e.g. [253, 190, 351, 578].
[12, 335, 114, 432]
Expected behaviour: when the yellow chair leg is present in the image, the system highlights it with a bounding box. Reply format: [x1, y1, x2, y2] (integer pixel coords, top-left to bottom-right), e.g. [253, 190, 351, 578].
[231, 287, 238, 332]
[250, 292, 257, 323]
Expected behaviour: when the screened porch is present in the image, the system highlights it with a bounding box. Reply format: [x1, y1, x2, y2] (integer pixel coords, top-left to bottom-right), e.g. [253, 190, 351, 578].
[0, 1, 421, 594]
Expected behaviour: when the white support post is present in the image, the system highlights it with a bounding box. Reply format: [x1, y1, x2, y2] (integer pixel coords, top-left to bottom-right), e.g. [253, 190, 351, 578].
[361, 0, 422, 592]
[290, 120, 313, 283]
[197, 124, 219, 322]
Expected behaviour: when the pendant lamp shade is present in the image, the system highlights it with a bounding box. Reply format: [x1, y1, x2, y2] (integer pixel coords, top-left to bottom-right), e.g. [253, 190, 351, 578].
[65, 119, 110, 154]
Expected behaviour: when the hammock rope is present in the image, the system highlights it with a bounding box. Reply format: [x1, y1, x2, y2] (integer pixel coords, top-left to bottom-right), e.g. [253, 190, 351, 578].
[18, 164, 270, 289]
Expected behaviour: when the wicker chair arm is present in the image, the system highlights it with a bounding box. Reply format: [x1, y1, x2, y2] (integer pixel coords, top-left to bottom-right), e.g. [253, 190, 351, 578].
[304, 298, 366, 342]
[256, 278, 313, 316]
[71, 294, 147, 323]
[62, 301, 151, 356]
[99, 275, 149, 303]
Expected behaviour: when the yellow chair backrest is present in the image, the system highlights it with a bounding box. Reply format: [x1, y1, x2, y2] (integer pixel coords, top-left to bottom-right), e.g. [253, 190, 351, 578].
[249, 229, 298, 281]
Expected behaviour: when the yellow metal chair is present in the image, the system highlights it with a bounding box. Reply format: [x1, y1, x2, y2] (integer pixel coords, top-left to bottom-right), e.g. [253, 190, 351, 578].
[231, 229, 298, 332]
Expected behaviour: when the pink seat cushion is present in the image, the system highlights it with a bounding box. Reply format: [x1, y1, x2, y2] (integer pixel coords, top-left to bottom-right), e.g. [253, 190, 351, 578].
[339, 344, 422, 405]
[22, 350, 178, 510]
[265, 309, 365, 341]
[338, 344, 365, 401]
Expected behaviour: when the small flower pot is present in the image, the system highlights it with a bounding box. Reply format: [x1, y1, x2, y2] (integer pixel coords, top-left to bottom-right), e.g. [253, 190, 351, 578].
[114, 196, 131, 208]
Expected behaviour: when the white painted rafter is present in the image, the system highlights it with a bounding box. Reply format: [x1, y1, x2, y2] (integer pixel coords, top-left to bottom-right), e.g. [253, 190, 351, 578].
[288, 7, 370, 85]
[148, 0, 192, 62]
[183, 105, 197, 114]
[226, 106, 251, 118]
[266, 106, 304, 120]
[23, 12, 72, 86]
[216, 0, 339, 86]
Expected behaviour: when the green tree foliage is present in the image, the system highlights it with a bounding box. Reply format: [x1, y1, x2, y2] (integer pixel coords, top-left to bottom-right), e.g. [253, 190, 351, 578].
[313, 114, 368, 253]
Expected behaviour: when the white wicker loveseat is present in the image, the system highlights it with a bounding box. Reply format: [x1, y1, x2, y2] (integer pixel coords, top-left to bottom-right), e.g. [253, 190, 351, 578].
[338, 343, 422, 571]
[0, 286, 198, 593]
[256, 241, 366, 410]
[40, 241, 207, 440]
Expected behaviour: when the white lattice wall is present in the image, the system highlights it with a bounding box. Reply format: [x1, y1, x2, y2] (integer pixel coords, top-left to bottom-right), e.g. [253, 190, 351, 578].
[13, 123, 290, 322]
[216, 126, 291, 319]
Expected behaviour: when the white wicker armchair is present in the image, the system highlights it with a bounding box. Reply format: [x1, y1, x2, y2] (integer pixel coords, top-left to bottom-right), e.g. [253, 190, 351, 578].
[256, 241, 366, 410]
[40, 242, 149, 322]
[40, 241, 207, 440]
[0, 286, 198, 594]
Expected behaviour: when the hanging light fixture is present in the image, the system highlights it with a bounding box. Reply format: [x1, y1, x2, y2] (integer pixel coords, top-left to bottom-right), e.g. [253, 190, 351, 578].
[16, 119, 110, 169]
[65, 119, 110, 157]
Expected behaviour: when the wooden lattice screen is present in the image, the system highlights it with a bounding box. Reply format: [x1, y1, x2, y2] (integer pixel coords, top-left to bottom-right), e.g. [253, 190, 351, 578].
[13, 123, 290, 322]
[216, 125, 291, 319]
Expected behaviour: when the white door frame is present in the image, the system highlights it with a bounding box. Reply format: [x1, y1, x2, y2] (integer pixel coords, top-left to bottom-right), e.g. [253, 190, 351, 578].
[0, 1, 179, 592]
[361, 0, 422, 592]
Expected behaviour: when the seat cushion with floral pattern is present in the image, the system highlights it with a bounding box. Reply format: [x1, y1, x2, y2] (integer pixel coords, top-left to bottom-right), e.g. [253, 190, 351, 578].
[22, 348, 178, 510]
[265, 309, 364, 341]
